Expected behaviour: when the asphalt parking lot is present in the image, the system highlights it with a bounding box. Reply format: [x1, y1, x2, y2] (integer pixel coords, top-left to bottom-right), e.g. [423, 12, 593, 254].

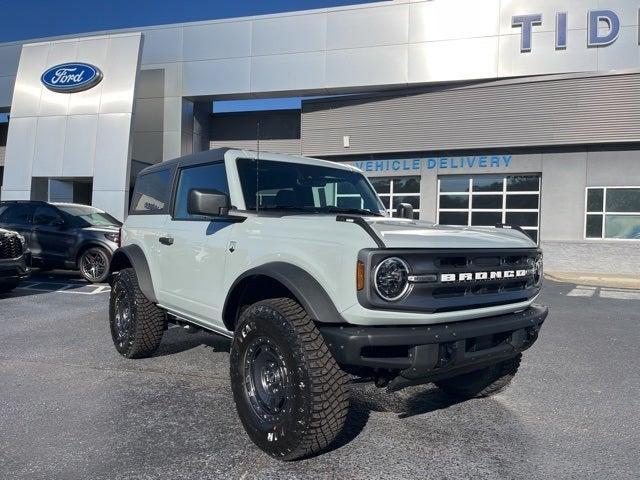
[0, 275, 638, 480]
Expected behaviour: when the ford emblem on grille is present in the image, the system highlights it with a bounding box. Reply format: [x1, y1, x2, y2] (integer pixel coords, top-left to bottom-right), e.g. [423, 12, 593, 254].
[440, 269, 530, 283]
[41, 63, 103, 93]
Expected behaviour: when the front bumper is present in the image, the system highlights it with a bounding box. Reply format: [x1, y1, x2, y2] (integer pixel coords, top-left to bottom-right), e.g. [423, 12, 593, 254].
[320, 304, 548, 391]
[0, 255, 30, 282]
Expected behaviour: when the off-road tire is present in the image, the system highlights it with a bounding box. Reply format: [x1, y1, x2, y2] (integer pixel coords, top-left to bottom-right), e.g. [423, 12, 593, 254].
[435, 354, 522, 399]
[230, 298, 350, 461]
[109, 268, 166, 358]
[0, 279, 19, 293]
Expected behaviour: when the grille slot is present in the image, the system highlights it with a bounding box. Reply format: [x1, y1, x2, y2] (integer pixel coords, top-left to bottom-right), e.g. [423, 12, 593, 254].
[0, 235, 23, 260]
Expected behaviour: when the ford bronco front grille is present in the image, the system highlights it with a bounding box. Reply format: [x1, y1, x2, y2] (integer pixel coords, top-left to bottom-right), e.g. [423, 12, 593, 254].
[0, 234, 23, 260]
[358, 248, 542, 313]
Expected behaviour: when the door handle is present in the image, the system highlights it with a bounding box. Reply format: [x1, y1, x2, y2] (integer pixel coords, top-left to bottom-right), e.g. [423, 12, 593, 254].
[159, 236, 174, 246]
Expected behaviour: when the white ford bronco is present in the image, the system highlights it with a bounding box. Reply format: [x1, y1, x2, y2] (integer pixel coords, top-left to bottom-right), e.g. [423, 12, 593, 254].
[108, 148, 547, 460]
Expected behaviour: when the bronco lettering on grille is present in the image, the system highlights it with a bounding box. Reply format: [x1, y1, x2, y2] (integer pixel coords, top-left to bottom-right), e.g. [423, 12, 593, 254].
[440, 270, 529, 283]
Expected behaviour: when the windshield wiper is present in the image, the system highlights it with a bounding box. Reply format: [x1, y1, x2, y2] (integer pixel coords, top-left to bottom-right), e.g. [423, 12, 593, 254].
[320, 206, 384, 217]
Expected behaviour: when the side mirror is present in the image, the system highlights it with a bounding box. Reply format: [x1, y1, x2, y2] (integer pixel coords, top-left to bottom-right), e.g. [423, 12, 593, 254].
[188, 188, 231, 217]
[397, 203, 414, 219]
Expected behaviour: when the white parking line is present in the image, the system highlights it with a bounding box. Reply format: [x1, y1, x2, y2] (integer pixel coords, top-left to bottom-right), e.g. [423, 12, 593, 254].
[566, 285, 640, 300]
[15, 282, 110, 295]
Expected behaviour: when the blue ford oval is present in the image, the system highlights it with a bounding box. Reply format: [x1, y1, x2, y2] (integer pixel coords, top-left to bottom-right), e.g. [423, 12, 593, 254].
[41, 63, 103, 93]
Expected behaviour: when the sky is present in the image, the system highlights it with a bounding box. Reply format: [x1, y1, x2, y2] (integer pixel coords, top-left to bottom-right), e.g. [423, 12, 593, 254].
[0, 0, 379, 114]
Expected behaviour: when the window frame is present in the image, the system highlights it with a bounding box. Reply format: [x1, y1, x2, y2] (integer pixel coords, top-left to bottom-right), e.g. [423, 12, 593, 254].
[584, 186, 640, 241]
[371, 176, 421, 219]
[437, 174, 541, 243]
[171, 160, 229, 222]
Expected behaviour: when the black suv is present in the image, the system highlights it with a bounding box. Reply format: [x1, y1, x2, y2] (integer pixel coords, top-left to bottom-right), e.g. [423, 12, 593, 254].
[0, 201, 121, 283]
[0, 228, 29, 293]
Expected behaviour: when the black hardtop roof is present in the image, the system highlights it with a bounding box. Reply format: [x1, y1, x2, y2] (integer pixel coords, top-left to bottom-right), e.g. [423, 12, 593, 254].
[138, 148, 233, 176]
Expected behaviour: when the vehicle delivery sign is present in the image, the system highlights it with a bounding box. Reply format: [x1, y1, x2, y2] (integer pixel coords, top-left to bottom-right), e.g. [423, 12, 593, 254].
[41, 63, 103, 93]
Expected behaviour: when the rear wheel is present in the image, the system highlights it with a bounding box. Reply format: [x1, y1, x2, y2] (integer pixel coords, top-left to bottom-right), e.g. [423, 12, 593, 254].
[230, 298, 350, 460]
[109, 268, 166, 358]
[79, 247, 110, 283]
[435, 354, 522, 399]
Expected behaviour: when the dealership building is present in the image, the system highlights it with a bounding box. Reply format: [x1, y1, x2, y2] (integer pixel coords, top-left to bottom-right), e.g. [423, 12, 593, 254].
[1, 0, 640, 274]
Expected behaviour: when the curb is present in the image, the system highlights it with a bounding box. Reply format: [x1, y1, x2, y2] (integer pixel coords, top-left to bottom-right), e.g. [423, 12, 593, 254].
[545, 272, 640, 290]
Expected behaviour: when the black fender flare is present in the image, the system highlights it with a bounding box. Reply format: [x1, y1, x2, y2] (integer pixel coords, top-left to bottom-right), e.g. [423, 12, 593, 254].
[109, 244, 157, 303]
[223, 262, 345, 326]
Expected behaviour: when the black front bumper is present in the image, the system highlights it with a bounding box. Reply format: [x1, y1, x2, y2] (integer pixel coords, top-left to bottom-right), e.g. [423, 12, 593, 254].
[0, 255, 30, 282]
[320, 304, 548, 391]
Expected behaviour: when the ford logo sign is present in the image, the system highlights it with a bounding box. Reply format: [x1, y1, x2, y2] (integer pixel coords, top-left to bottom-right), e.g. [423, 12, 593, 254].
[41, 63, 103, 93]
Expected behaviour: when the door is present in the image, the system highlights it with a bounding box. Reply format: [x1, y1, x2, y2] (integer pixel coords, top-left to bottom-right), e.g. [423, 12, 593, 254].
[157, 162, 234, 329]
[0, 203, 36, 253]
[31, 205, 77, 266]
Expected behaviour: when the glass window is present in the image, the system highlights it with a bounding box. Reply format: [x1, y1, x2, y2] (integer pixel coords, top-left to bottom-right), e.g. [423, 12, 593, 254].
[605, 215, 640, 239]
[55, 205, 120, 227]
[507, 175, 539, 192]
[440, 195, 468, 209]
[33, 206, 63, 226]
[370, 176, 421, 218]
[439, 211, 468, 226]
[472, 195, 502, 209]
[439, 176, 470, 193]
[506, 194, 538, 210]
[0, 204, 36, 225]
[471, 212, 501, 226]
[472, 176, 503, 192]
[585, 187, 640, 240]
[173, 163, 229, 220]
[438, 174, 541, 243]
[237, 158, 385, 216]
[605, 188, 640, 213]
[586, 188, 604, 212]
[131, 168, 173, 214]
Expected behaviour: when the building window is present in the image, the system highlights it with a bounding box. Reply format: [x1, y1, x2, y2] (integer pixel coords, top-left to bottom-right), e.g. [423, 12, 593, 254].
[437, 174, 541, 242]
[585, 187, 640, 240]
[370, 176, 420, 219]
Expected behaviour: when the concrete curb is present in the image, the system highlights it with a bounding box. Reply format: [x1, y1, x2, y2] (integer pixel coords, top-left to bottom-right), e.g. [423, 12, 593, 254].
[545, 272, 640, 290]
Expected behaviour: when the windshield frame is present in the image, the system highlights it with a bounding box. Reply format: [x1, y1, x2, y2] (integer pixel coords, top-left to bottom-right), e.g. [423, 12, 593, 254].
[235, 157, 386, 217]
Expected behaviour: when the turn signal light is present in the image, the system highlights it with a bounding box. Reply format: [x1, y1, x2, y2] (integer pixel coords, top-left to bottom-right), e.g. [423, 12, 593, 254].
[356, 261, 365, 291]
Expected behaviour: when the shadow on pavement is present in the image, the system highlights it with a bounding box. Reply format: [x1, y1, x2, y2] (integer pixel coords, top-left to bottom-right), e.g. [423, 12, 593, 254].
[153, 327, 231, 357]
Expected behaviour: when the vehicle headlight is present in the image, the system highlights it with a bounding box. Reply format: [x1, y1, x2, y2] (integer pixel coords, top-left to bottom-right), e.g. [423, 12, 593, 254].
[105, 232, 120, 243]
[16, 233, 26, 246]
[374, 257, 410, 301]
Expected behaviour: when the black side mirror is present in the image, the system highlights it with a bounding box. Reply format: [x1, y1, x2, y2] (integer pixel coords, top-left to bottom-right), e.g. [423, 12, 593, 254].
[397, 203, 414, 219]
[188, 189, 231, 217]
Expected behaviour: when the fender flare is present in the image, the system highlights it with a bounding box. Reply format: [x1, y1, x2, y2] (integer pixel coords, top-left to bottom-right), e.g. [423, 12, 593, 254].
[223, 262, 345, 326]
[109, 244, 157, 303]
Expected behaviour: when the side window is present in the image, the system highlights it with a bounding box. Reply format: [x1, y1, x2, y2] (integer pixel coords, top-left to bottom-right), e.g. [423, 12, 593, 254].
[33, 206, 64, 226]
[174, 163, 229, 220]
[1, 204, 36, 225]
[130, 168, 173, 214]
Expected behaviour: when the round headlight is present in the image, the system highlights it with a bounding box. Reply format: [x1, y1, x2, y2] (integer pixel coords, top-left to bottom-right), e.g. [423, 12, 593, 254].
[374, 257, 410, 301]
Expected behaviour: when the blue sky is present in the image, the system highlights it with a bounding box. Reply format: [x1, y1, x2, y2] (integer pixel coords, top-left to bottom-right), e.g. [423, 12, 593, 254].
[0, 0, 378, 114]
[0, 0, 377, 42]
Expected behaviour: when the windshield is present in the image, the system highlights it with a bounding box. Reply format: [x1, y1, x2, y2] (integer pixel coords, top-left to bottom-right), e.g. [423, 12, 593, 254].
[237, 158, 386, 216]
[56, 205, 121, 227]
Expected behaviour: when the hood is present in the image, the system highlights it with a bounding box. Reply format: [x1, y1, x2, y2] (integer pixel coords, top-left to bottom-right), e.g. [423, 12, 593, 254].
[366, 218, 536, 249]
[82, 225, 120, 234]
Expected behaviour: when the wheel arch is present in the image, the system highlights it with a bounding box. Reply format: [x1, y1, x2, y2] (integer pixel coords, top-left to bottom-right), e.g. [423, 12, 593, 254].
[109, 244, 157, 303]
[222, 262, 345, 331]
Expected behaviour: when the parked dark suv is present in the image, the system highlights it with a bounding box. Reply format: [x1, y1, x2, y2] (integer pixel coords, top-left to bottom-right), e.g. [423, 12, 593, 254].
[0, 228, 29, 293]
[0, 201, 121, 283]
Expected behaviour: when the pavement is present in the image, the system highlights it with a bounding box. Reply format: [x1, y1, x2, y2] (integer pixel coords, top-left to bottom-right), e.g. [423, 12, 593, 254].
[0, 274, 639, 480]
[545, 272, 640, 290]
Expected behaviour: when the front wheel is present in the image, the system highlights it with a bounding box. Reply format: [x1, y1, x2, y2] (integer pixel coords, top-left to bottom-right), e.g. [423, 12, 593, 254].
[435, 354, 522, 399]
[109, 268, 166, 358]
[79, 247, 110, 283]
[230, 298, 350, 461]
